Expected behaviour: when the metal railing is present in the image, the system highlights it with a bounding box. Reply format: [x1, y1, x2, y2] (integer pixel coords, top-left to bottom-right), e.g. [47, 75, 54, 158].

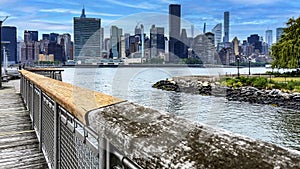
[20, 73, 143, 169]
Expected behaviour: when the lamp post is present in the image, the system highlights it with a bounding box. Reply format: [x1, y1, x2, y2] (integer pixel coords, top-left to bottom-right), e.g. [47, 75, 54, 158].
[236, 55, 240, 77]
[248, 57, 251, 75]
[0, 16, 8, 89]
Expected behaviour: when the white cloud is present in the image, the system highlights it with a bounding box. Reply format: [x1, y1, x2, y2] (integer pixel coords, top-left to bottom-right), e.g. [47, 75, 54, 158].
[160, 0, 179, 4]
[104, 0, 160, 10]
[39, 8, 122, 17]
[0, 11, 10, 17]
[229, 0, 282, 5]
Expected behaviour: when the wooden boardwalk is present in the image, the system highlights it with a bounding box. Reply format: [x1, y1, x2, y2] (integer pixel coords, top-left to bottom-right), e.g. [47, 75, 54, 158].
[0, 80, 47, 169]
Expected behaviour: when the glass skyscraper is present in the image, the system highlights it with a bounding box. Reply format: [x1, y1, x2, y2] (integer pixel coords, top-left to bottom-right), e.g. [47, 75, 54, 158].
[1, 26, 17, 64]
[73, 7, 101, 61]
[212, 23, 222, 46]
[276, 27, 284, 43]
[223, 11, 229, 42]
[169, 4, 181, 62]
[265, 30, 273, 47]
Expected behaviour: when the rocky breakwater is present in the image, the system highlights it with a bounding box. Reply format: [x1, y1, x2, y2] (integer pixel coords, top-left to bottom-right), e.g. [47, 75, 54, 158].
[152, 76, 300, 110]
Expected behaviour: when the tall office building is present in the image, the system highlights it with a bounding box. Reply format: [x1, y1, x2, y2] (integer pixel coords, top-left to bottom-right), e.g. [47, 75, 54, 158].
[73, 7, 101, 60]
[58, 33, 72, 60]
[50, 33, 59, 43]
[180, 28, 188, 58]
[169, 4, 181, 62]
[276, 27, 284, 42]
[191, 25, 194, 38]
[247, 34, 262, 53]
[22, 30, 39, 64]
[265, 30, 273, 47]
[150, 25, 165, 58]
[223, 11, 229, 42]
[110, 26, 122, 59]
[24, 30, 38, 42]
[212, 23, 222, 46]
[100, 27, 104, 52]
[42, 34, 50, 40]
[1, 26, 17, 64]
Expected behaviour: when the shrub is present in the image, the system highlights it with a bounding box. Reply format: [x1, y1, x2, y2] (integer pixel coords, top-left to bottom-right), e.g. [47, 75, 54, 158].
[252, 77, 268, 89]
[294, 86, 300, 92]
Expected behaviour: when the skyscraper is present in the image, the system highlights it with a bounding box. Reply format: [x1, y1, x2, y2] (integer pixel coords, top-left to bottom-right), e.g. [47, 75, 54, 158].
[110, 26, 122, 59]
[169, 4, 181, 62]
[42, 34, 50, 41]
[223, 11, 229, 42]
[247, 34, 262, 53]
[49, 33, 59, 43]
[265, 30, 273, 47]
[22, 30, 39, 64]
[150, 25, 165, 58]
[58, 33, 72, 60]
[276, 27, 284, 42]
[24, 30, 38, 42]
[74, 6, 101, 60]
[1, 26, 17, 64]
[212, 23, 222, 46]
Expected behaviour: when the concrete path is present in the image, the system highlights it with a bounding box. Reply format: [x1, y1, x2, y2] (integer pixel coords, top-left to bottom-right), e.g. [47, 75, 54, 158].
[0, 80, 48, 169]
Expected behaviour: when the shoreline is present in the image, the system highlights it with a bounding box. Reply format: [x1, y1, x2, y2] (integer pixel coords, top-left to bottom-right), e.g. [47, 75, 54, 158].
[62, 64, 263, 68]
[152, 76, 300, 111]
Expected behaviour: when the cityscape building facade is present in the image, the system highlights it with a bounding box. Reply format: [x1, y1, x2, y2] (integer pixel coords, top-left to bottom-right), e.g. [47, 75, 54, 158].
[265, 30, 273, 48]
[276, 27, 284, 42]
[169, 4, 181, 62]
[150, 25, 165, 58]
[223, 11, 230, 42]
[1, 26, 17, 64]
[73, 7, 101, 61]
[212, 23, 222, 46]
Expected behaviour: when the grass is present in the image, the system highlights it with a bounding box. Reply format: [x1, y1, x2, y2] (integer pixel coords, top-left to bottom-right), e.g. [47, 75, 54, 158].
[271, 77, 300, 82]
[220, 76, 300, 92]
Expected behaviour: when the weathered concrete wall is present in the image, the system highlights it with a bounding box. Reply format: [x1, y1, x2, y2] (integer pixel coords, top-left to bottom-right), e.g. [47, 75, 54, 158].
[88, 102, 300, 169]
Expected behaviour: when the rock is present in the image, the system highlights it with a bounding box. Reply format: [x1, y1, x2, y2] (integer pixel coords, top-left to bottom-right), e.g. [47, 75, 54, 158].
[153, 78, 300, 111]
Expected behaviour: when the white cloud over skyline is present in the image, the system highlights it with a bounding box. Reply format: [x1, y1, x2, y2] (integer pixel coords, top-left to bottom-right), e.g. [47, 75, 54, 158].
[0, 0, 299, 42]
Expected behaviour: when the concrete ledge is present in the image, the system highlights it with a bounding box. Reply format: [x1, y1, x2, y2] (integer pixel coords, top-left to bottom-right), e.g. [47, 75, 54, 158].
[88, 102, 300, 169]
[20, 70, 124, 124]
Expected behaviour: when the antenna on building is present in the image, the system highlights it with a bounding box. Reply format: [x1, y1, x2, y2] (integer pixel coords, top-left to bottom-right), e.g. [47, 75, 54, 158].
[203, 22, 206, 34]
[80, 4, 86, 18]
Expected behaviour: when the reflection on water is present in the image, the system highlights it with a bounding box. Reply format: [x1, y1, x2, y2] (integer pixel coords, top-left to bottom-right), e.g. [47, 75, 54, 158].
[62, 67, 300, 151]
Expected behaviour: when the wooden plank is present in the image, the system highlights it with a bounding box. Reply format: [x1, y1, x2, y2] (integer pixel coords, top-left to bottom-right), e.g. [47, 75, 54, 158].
[0, 82, 47, 168]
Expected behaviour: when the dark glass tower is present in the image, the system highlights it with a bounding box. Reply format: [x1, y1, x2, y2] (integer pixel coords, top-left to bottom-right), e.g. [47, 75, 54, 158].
[50, 33, 59, 43]
[74, 7, 101, 60]
[1, 26, 17, 64]
[169, 4, 181, 62]
[223, 11, 229, 42]
[150, 25, 165, 57]
[29, 31, 38, 41]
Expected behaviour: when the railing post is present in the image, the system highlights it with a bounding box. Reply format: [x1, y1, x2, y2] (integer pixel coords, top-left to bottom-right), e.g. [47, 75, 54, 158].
[54, 102, 59, 169]
[31, 84, 34, 129]
[39, 90, 43, 152]
[106, 139, 111, 169]
[20, 75, 23, 98]
[98, 137, 106, 169]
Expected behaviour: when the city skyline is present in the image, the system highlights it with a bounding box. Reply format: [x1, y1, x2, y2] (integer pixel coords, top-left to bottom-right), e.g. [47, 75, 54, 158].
[1, 0, 299, 42]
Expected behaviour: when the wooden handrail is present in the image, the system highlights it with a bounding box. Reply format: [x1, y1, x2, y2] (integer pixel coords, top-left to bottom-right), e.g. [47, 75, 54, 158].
[20, 70, 124, 124]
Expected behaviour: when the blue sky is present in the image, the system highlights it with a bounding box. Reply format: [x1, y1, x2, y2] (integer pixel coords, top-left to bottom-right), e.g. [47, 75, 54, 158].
[1, 0, 299, 42]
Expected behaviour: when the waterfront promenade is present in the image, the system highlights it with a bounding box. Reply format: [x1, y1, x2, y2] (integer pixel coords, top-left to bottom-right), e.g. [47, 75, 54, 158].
[0, 80, 47, 168]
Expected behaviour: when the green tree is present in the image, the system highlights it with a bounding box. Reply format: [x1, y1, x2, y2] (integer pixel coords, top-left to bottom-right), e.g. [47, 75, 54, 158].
[182, 58, 203, 64]
[271, 17, 300, 69]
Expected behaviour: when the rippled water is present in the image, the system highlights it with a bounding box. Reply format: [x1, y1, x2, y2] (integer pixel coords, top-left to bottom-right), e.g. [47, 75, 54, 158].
[62, 67, 300, 151]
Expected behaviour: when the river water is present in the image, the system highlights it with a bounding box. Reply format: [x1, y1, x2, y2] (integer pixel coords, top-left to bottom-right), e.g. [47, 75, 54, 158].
[62, 67, 300, 151]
